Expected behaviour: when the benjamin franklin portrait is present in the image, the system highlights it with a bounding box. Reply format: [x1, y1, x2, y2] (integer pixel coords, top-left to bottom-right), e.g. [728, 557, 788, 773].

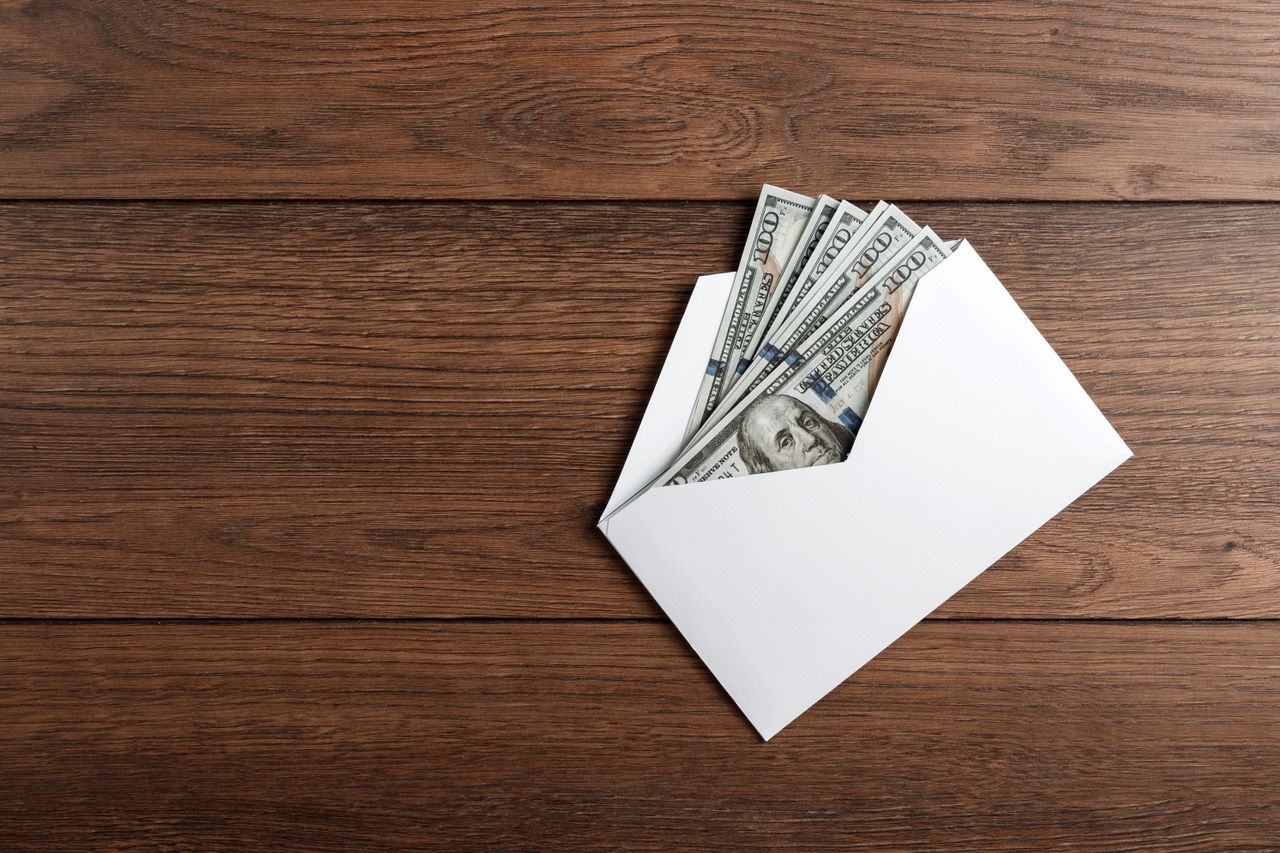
[736, 394, 855, 475]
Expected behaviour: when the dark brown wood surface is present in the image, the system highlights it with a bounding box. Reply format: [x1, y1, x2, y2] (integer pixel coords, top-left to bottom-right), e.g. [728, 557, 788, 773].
[2, 1, 1279, 199]
[3, 203, 1277, 618]
[4, 0, 1280, 848]
[3, 622, 1279, 850]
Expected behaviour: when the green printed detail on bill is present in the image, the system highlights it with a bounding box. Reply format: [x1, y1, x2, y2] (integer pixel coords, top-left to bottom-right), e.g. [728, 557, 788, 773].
[735, 195, 862, 382]
[695, 203, 923, 436]
[662, 226, 952, 488]
[684, 185, 816, 443]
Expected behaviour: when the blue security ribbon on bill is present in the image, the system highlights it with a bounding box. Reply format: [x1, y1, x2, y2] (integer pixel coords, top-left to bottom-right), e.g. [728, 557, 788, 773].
[838, 408, 862, 434]
[809, 373, 836, 402]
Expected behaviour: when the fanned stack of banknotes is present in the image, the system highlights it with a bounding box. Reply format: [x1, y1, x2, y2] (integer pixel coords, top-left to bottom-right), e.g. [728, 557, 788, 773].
[654, 184, 953, 488]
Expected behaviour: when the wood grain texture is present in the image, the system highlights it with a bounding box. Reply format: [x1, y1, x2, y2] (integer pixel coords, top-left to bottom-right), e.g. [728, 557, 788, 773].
[6, 1, 1279, 845]
[1, 621, 1278, 850]
[2, 202, 1277, 618]
[2, 1, 1279, 199]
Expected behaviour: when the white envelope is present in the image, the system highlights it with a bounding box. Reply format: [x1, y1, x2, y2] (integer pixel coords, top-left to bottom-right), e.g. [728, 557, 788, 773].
[598, 242, 1132, 741]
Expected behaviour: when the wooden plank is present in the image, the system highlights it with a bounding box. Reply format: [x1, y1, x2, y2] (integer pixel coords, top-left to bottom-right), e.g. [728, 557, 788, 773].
[1, 202, 1277, 618]
[1, 621, 1277, 849]
[1, 2, 1278, 199]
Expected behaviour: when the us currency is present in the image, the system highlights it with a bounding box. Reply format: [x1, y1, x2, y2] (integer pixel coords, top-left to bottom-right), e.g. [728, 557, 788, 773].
[701, 203, 922, 431]
[735, 198, 866, 382]
[657, 229, 951, 486]
[684, 185, 816, 443]
[734, 194, 841, 381]
[764, 200, 879, 344]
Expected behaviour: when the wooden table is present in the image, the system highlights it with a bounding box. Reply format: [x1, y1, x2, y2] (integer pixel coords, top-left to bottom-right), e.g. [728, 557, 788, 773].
[3, 3, 1278, 849]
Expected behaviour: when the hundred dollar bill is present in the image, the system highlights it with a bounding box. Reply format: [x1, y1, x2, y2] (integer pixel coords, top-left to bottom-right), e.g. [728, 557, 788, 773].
[681, 212, 927, 453]
[734, 194, 841, 377]
[736, 197, 864, 378]
[765, 200, 878, 341]
[684, 185, 816, 443]
[701, 203, 922, 429]
[656, 229, 951, 486]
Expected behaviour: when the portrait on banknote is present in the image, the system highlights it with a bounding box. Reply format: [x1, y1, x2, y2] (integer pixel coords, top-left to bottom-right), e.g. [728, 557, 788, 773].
[736, 394, 854, 474]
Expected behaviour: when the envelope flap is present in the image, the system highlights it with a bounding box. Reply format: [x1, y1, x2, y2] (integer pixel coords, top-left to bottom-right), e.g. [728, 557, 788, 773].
[852, 241, 1133, 512]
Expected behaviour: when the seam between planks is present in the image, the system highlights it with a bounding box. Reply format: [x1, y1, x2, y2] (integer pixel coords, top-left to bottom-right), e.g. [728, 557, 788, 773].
[0, 199, 1279, 206]
[0, 617, 1276, 625]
